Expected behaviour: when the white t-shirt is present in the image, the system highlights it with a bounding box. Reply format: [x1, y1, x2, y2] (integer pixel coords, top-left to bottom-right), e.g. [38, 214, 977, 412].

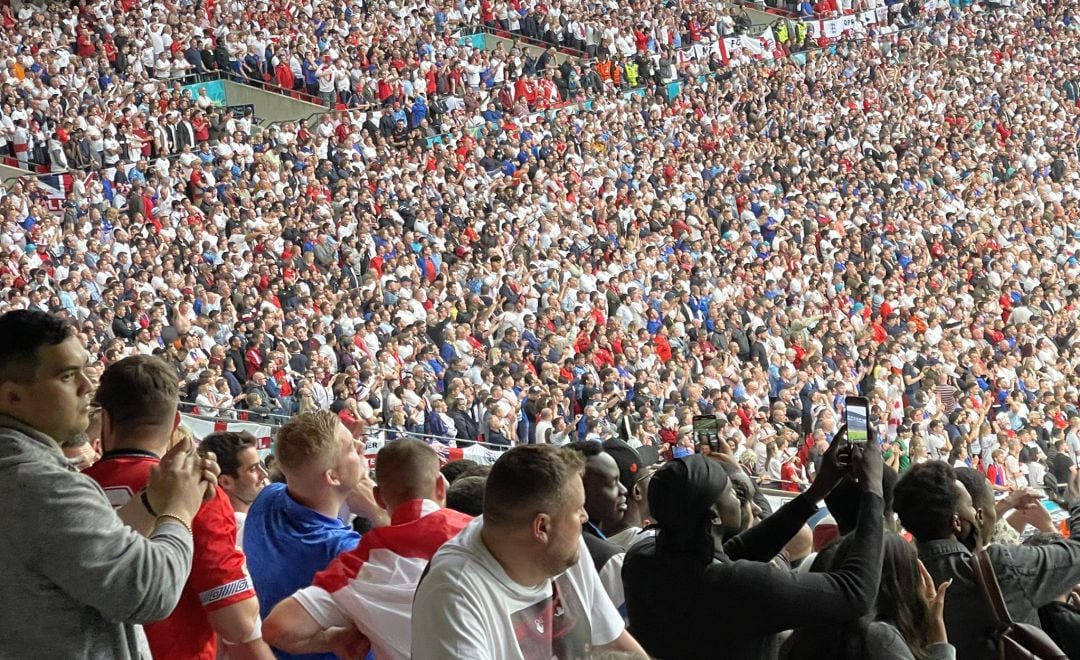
[411, 517, 624, 660]
[234, 510, 247, 550]
[606, 526, 656, 552]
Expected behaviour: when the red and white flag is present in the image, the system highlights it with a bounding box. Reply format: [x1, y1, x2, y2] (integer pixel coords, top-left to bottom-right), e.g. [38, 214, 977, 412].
[292, 500, 473, 660]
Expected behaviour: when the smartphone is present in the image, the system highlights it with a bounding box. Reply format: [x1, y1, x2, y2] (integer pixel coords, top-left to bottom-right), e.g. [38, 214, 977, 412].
[845, 396, 870, 444]
[692, 415, 720, 451]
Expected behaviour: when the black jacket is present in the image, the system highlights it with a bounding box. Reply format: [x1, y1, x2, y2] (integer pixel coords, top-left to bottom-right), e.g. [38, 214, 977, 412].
[624, 473, 883, 660]
[1039, 600, 1080, 660]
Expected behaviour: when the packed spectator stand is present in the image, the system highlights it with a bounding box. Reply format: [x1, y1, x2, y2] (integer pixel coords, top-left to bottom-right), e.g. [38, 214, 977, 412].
[1, 0, 1080, 655]
[1, 0, 1077, 474]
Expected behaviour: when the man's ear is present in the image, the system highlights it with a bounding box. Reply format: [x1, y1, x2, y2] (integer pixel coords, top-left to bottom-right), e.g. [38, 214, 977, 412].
[219, 474, 236, 491]
[630, 483, 644, 503]
[172, 411, 181, 432]
[98, 407, 115, 451]
[325, 467, 341, 488]
[0, 381, 23, 409]
[951, 513, 963, 537]
[435, 472, 448, 506]
[373, 484, 386, 511]
[532, 512, 552, 544]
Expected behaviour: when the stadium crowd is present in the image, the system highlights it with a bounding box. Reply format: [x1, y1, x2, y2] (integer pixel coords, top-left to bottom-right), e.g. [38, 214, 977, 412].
[2, 0, 1080, 656]
[0, 0, 1077, 482]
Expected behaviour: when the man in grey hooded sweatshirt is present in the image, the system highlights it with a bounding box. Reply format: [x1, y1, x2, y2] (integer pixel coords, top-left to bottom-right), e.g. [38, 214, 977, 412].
[0, 310, 216, 659]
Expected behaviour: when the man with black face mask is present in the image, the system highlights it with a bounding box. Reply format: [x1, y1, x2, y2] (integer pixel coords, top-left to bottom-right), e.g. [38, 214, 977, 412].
[893, 461, 1080, 660]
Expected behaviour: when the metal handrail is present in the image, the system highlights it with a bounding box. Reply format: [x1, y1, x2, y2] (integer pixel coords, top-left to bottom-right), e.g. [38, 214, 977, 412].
[465, 23, 590, 59]
[176, 401, 515, 452]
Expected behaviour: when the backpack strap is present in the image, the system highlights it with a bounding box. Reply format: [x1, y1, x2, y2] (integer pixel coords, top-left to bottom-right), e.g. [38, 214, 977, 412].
[970, 548, 1013, 626]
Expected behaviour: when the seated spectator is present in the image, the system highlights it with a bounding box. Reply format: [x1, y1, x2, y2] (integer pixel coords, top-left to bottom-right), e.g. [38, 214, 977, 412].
[1025, 532, 1080, 660]
[243, 410, 385, 660]
[264, 439, 471, 660]
[0, 309, 210, 659]
[783, 532, 954, 660]
[623, 433, 885, 659]
[198, 431, 270, 546]
[892, 461, 1080, 660]
[411, 445, 646, 658]
[439, 458, 479, 484]
[86, 355, 272, 660]
[446, 474, 487, 516]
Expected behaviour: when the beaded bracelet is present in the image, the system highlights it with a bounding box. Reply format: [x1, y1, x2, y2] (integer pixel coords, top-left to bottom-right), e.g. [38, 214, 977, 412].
[155, 513, 193, 537]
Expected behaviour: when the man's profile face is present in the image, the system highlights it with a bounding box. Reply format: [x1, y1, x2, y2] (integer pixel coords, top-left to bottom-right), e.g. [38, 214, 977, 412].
[226, 446, 269, 503]
[954, 480, 983, 552]
[709, 478, 744, 546]
[583, 452, 627, 529]
[543, 477, 588, 577]
[0, 335, 93, 444]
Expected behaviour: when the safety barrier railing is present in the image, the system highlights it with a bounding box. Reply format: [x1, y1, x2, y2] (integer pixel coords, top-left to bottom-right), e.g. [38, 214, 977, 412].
[464, 22, 590, 59]
[176, 401, 515, 453]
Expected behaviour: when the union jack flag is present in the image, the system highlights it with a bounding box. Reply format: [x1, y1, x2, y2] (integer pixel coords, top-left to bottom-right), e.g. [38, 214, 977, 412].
[428, 440, 453, 462]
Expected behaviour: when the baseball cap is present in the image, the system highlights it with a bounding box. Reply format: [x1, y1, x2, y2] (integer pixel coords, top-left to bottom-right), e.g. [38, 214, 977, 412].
[602, 438, 643, 492]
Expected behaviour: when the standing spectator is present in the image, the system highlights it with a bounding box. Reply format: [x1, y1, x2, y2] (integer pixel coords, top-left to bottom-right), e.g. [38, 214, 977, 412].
[411, 445, 645, 659]
[243, 410, 385, 660]
[0, 309, 211, 659]
[623, 434, 886, 659]
[892, 461, 1080, 660]
[264, 439, 472, 660]
[86, 355, 273, 660]
[564, 441, 629, 612]
[197, 431, 270, 547]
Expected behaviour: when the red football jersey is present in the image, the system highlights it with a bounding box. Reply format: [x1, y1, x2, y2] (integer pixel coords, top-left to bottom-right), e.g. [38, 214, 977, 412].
[85, 450, 255, 660]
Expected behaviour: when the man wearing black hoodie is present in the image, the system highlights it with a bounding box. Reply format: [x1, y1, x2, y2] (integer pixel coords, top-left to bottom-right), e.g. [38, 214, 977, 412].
[623, 430, 885, 659]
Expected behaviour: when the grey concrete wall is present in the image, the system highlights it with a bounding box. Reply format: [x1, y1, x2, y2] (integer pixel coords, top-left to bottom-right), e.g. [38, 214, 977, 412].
[741, 6, 788, 33]
[223, 81, 327, 126]
[475, 33, 574, 65]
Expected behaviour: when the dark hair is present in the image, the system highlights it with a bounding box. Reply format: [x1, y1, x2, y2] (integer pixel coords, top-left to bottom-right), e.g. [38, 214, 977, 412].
[484, 445, 585, 528]
[446, 475, 486, 517]
[564, 440, 604, 458]
[784, 532, 934, 660]
[440, 459, 479, 484]
[825, 466, 899, 535]
[954, 466, 992, 510]
[460, 464, 491, 479]
[0, 310, 75, 384]
[198, 431, 257, 477]
[892, 461, 959, 543]
[95, 355, 179, 430]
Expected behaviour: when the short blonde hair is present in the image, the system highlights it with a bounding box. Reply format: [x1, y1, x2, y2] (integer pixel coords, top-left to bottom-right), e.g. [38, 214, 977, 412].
[274, 410, 343, 475]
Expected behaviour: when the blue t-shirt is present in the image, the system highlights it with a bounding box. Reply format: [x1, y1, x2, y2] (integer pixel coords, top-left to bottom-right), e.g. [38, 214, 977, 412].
[243, 482, 360, 660]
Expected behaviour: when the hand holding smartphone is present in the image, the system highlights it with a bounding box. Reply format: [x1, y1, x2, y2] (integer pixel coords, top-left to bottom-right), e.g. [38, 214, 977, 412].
[693, 414, 719, 451]
[845, 396, 870, 444]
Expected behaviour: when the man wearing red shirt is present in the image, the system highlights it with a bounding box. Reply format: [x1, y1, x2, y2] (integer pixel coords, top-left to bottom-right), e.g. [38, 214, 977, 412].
[85, 355, 273, 660]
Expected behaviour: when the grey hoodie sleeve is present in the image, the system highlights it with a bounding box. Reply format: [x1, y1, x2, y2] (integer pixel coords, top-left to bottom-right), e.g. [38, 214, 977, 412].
[865, 621, 956, 660]
[29, 464, 193, 624]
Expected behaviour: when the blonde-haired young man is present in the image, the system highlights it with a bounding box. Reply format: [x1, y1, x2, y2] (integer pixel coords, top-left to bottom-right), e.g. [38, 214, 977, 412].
[243, 411, 385, 660]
